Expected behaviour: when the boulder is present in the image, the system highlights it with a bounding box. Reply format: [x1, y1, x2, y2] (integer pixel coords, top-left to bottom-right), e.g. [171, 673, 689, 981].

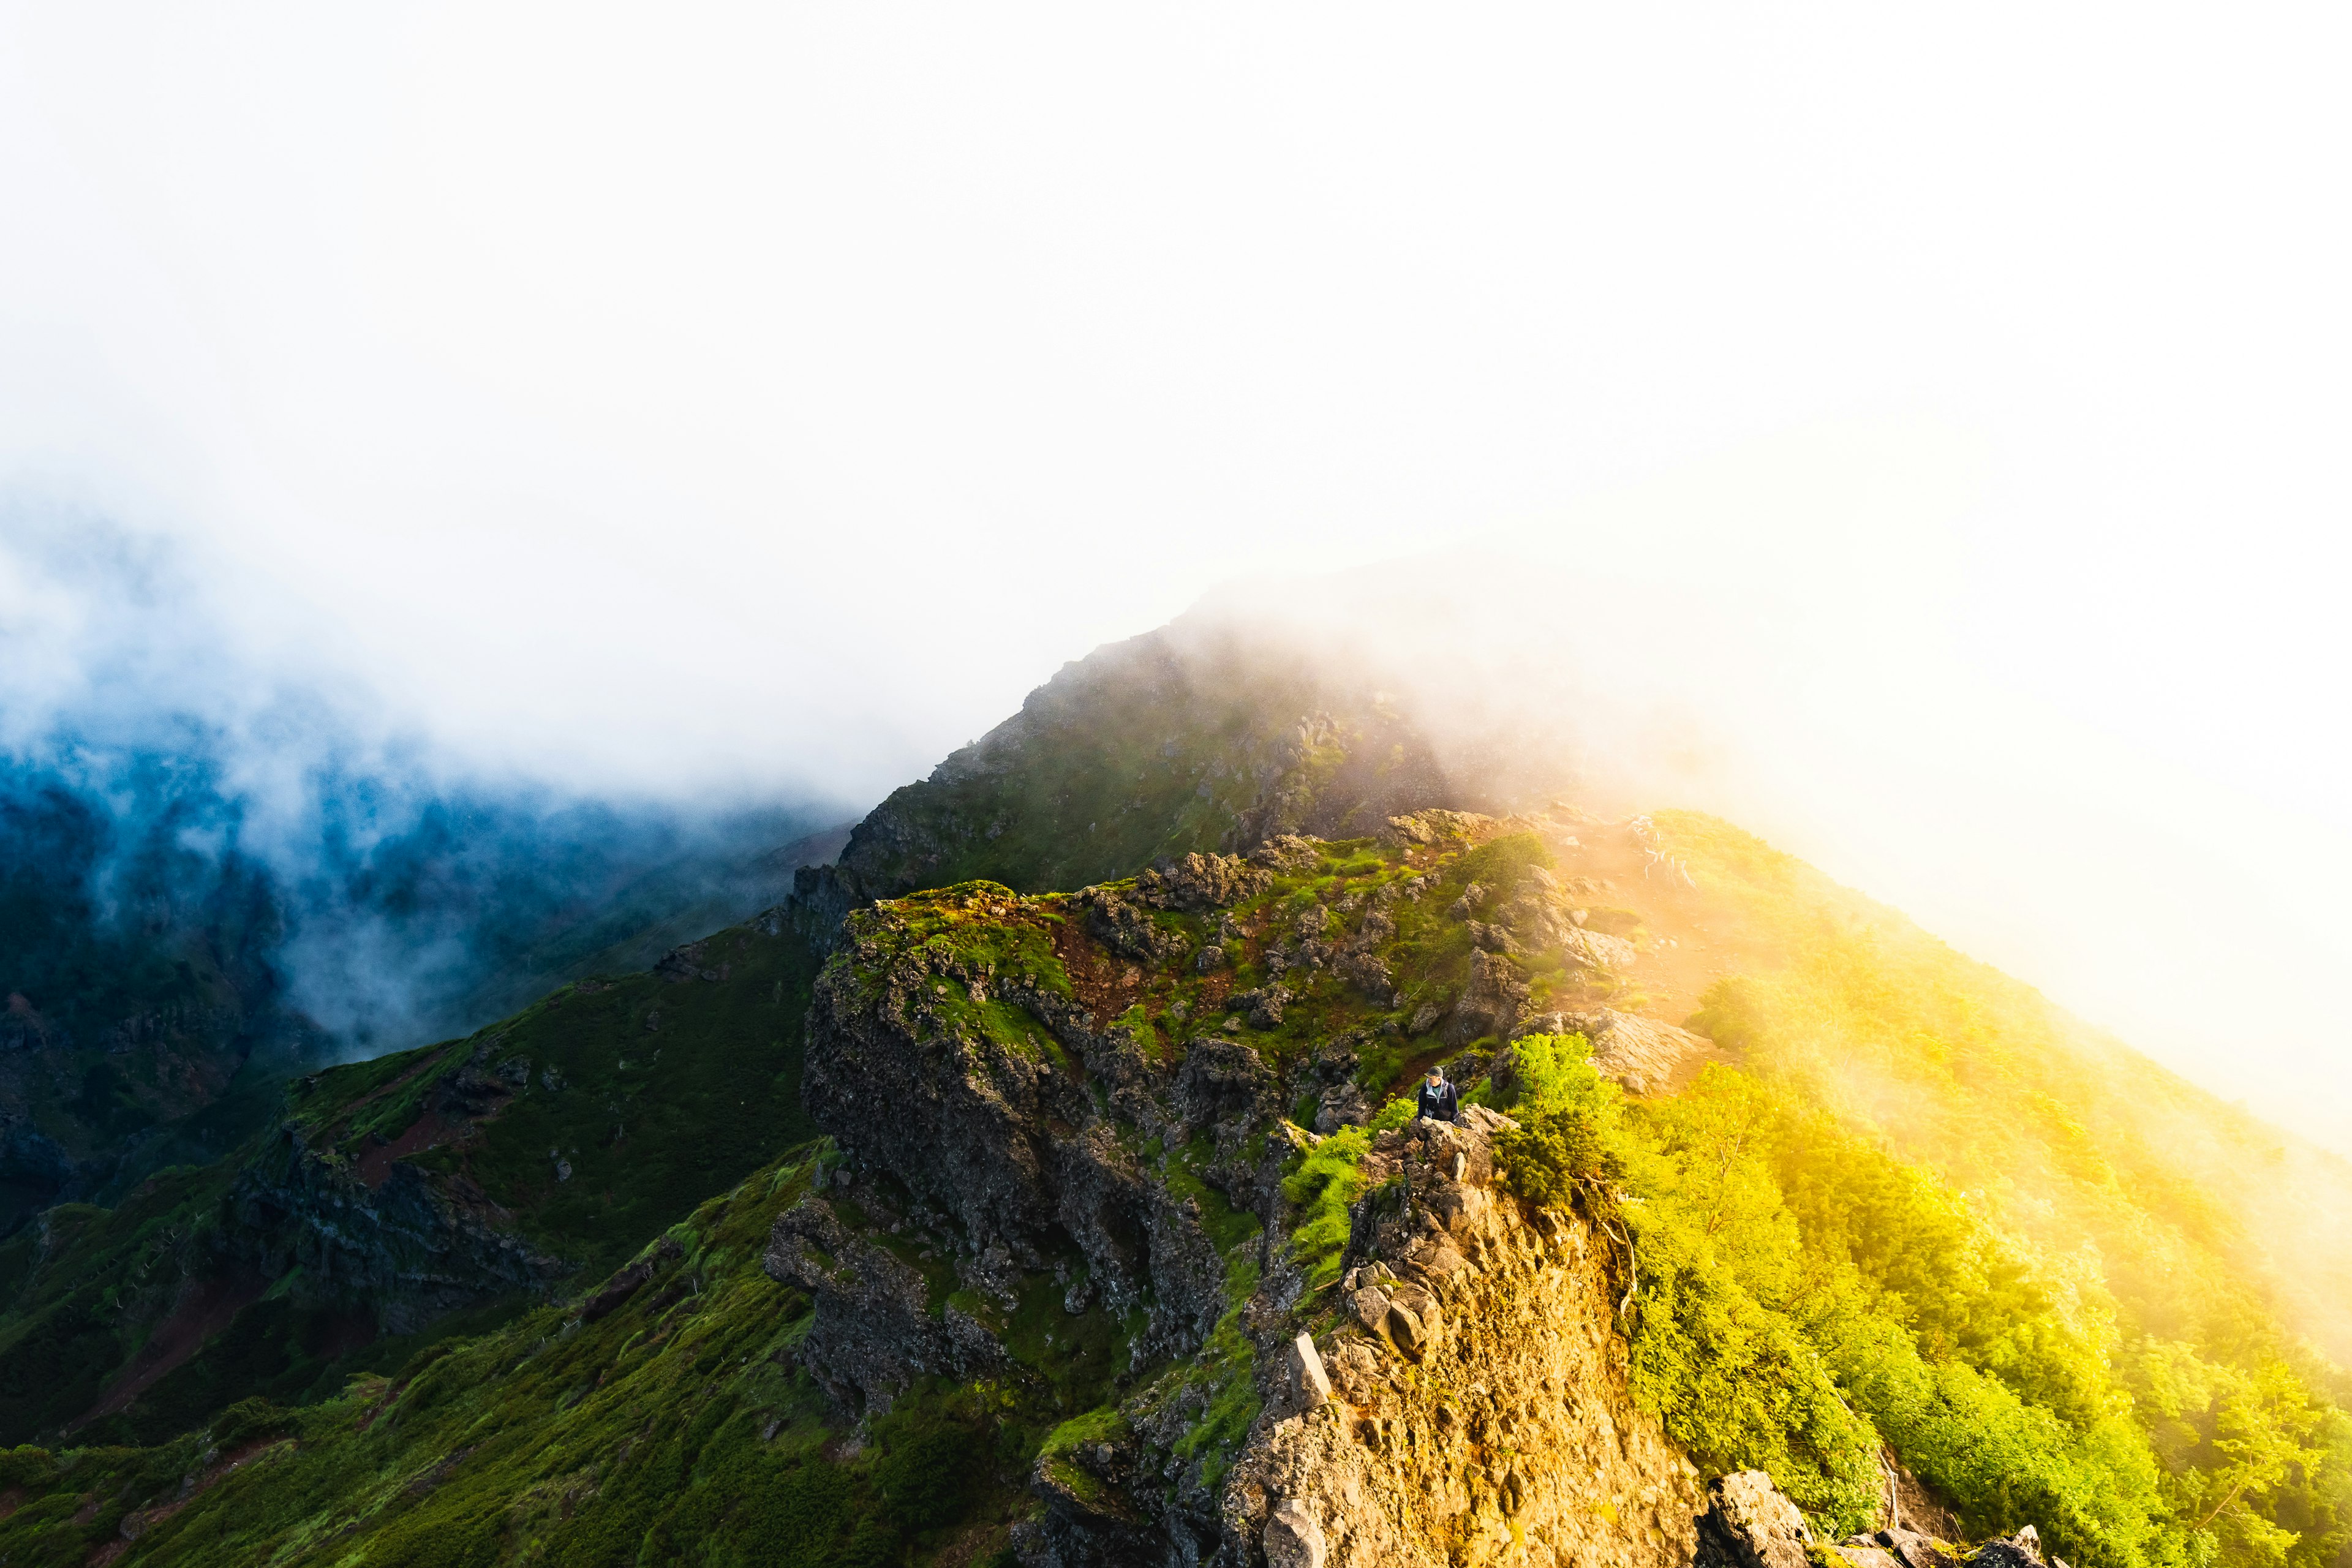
[1264, 1497, 1327, 1568]
[1442, 949, 1529, 1046]
[1286, 1332, 1332, 1408]
[1696, 1469, 1815, 1568]
[1384, 1300, 1428, 1360]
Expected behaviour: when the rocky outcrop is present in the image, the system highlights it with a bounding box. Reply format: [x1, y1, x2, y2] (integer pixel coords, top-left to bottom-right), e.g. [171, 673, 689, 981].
[1217, 1107, 1706, 1568]
[776, 858, 2086, 1568]
[760, 1194, 1005, 1413]
[1444, 949, 1531, 1046]
[1696, 1470, 1815, 1568]
[226, 1117, 568, 1335]
[795, 897, 1262, 1371]
[1133, 851, 1273, 913]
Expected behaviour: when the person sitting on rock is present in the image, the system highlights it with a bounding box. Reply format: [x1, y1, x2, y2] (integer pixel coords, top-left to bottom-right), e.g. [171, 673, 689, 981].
[1417, 1066, 1460, 1123]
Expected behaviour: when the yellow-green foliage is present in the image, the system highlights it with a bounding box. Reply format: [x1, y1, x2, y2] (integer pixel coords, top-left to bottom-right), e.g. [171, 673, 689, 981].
[1283, 1098, 1417, 1292]
[1491, 1040, 2226, 1563]
[1657, 811, 2352, 1568]
[1493, 1037, 1883, 1534]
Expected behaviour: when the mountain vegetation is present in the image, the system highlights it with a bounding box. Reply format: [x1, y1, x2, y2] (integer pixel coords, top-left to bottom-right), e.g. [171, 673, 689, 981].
[0, 622, 2345, 1568]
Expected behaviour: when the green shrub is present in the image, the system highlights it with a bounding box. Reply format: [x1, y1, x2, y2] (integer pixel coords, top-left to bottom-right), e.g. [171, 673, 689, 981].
[1488, 1038, 2193, 1557]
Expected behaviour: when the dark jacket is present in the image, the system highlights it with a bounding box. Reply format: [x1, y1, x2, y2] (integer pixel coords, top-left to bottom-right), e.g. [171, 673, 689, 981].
[1417, 1078, 1460, 1122]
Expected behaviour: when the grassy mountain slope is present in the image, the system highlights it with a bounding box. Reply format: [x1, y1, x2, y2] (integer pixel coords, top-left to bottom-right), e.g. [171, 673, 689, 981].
[4, 812, 2345, 1566]
[2, 622, 2347, 1567]
[820, 619, 1473, 902]
[0, 900, 831, 1449]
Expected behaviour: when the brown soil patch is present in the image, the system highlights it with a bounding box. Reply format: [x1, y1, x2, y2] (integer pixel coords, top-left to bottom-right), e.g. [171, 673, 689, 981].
[69, 1272, 267, 1432]
[1046, 919, 1144, 1025]
[323, 1047, 451, 1128]
[358, 1110, 462, 1189]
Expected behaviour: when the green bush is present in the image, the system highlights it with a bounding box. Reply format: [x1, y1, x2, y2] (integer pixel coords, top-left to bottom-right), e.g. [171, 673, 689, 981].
[1489, 1037, 2195, 1560]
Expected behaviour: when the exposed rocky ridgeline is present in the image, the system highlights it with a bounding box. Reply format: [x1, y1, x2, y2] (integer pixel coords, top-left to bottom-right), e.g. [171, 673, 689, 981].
[774, 832, 2078, 1566]
[1218, 1108, 1707, 1568]
[772, 826, 1721, 1563]
[1, 795, 2325, 1564]
[7, 611, 2351, 1567]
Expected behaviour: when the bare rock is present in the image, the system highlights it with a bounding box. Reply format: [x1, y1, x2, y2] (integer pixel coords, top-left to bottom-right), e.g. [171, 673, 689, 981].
[1314, 1080, 1373, 1133]
[1264, 1498, 1327, 1568]
[1856, 1525, 1961, 1568]
[1442, 949, 1529, 1046]
[1133, 851, 1272, 911]
[1697, 1469, 1815, 1568]
[1287, 1332, 1332, 1408]
[1384, 1300, 1428, 1361]
[1077, 884, 1192, 964]
[1560, 924, 1640, 970]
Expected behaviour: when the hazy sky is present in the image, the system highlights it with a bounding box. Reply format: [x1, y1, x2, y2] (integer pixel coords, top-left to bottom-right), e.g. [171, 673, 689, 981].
[2, 8, 2348, 1148]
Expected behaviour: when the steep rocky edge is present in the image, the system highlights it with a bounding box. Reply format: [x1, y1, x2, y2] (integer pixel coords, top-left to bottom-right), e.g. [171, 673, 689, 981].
[5, 616, 2350, 1565]
[774, 828, 2075, 1567]
[0, 809, 2324, 1565]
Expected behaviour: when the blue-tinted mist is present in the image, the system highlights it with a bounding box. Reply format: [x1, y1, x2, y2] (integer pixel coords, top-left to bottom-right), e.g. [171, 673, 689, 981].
[0, 510, 853, 1219]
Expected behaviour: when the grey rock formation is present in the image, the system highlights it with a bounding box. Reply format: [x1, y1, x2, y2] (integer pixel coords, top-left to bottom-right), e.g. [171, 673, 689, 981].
[1517, 1007, 1711, 1096]
[1264, 1498, 1328, 1568]
[1444, 948, 1530, 1046]
[1696, 1470, 1816, 1568]
[1313, 1080, 1373, 1134]
[1078, 884, 1193, 964]
[1133, 850, 1273, 911]
[761, 1194, 1002, 1414]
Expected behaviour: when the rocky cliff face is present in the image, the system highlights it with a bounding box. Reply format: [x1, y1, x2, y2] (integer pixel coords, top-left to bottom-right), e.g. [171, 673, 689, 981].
[769, 827, 1684, 1562]
[772, 828, 2084, 1568]
[1210, 1108, 1706, 1568]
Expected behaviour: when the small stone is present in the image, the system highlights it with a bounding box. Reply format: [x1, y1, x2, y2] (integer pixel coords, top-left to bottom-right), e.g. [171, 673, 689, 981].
[1264, 1498, 1327, 1568]
[1385, 1302, 1427, 1360]
[1351, 1286, 1391, 1335]
[1289, 1333, 1333, 1406]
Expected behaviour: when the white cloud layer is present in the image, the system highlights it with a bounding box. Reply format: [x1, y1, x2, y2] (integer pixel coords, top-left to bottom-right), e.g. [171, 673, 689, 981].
[1, 6, 2347, 1145]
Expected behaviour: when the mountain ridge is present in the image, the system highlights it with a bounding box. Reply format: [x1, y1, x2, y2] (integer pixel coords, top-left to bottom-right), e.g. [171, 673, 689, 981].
[0, 619, 2345, 1568]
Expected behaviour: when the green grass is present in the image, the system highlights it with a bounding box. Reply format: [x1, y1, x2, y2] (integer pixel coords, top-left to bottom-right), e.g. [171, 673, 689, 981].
[0, 905, 832, 1450]
[0, 1152, 1024, 1566]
